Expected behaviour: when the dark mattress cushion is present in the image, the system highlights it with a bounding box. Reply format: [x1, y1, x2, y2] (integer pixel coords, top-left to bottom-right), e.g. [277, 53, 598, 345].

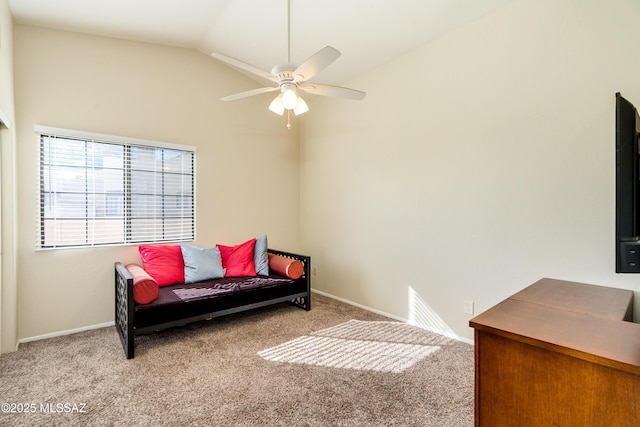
[133, 274, 306, 329]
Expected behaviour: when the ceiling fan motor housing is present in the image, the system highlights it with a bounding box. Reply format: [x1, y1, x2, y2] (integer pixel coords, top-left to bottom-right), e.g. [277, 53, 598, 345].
[271, 64, 303, 84]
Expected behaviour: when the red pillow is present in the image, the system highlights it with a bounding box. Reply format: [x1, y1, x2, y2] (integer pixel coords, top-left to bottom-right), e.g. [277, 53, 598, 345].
[138, 245, 184, 286]
[217, 238, 257, 277]
[125, 264, 159, 304]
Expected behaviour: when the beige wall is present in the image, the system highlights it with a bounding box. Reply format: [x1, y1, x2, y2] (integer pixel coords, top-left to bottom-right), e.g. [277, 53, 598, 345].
[13, 25, 301, 342]
[0, 0, 13, 123]
[0, 0, 18, 353]
[300, 0, 640, 341]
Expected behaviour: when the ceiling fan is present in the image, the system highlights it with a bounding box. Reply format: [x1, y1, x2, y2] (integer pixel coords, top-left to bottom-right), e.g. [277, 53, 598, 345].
[211, 0, 366, 129]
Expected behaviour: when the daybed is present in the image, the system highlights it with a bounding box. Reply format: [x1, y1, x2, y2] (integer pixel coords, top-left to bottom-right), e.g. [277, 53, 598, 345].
[115, 248, 310, 359]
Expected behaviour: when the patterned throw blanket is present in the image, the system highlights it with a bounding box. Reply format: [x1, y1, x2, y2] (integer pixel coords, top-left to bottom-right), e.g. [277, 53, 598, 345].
[172, 277, 293, 302]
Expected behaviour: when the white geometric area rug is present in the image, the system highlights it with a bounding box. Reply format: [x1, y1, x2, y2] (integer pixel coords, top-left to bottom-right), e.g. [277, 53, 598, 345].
[258, 320, 452, 373]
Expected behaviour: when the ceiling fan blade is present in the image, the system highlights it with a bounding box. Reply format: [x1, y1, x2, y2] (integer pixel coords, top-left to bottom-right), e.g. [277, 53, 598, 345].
[299, 84, 366, 101]
[211, 52, 278, 85]
[220, 86, 279, 102]
[293, 46, 341, 82]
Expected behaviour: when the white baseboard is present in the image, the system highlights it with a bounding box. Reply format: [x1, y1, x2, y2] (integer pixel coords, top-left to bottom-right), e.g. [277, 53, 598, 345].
[18, 321, 115, 346]
[311, 289, 474, 345]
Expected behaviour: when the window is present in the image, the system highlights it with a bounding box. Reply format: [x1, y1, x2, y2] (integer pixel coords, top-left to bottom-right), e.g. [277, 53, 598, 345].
[37, 126, 195, 249]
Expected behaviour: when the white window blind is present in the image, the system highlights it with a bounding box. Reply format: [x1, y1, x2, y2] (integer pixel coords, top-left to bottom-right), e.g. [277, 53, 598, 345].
[37, 128, 195, 249]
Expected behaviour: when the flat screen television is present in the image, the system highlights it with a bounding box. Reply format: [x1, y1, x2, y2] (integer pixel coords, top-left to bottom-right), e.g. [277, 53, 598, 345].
[616, 92, 640, 272]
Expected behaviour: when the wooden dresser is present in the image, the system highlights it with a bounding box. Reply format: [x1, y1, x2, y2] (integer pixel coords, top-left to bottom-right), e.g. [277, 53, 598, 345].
[469, 278, 640, 426]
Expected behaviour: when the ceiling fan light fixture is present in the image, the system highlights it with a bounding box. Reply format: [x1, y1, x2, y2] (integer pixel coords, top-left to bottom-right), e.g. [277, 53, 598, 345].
[293, 97, 309, 116]
[281, 87, 298, 110]
[268, 95, 285, 115]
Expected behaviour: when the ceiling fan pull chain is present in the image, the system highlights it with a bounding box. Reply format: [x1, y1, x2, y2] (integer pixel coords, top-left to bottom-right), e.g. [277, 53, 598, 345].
[287, 110, 292, 130]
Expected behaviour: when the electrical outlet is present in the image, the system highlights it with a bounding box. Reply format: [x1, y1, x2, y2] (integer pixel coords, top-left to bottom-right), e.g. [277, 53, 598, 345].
[313, 266, 318, 275]
[464, 300, 474, 315]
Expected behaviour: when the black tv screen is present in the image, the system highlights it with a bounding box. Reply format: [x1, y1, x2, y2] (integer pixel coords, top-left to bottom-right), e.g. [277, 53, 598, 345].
[615, 92, 640, 272]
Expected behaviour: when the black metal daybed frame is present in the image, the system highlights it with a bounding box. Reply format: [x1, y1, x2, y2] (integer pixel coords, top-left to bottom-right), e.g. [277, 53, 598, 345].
[115, 249, 310, 359]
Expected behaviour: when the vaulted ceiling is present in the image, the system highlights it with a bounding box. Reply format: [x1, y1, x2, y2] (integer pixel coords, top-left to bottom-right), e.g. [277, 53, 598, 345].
[8, 0, 514, 84]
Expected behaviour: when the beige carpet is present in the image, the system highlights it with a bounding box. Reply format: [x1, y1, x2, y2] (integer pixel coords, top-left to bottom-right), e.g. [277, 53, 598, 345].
[0, 293, 474, 426]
